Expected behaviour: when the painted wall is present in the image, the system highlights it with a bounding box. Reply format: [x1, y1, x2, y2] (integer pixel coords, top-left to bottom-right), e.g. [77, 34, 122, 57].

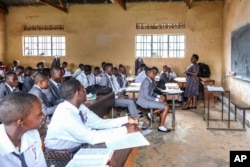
[4, 2, 223, 84]
[223, 0, 250, 104]
[0, 12, 4, 61]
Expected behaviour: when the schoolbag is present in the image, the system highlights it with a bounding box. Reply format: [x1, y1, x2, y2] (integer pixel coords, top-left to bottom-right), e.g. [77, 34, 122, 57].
[198, 63, 211, 77]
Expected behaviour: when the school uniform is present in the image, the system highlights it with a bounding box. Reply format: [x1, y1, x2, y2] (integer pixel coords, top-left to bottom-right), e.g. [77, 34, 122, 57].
[29, 85, 57, 116]
[99, 74, 139, 118]
[0, 83, 19, 101]
[45, 101, 128, 150]
[0, 125, 46, 167]
[76, 72, 89, 88]
[136, 77, 165, 110]
[43, 79, 64, 105]
[22, 76, 34, 92]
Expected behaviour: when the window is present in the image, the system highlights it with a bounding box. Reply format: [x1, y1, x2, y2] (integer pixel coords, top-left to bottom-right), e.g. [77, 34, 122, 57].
[135, 34, 185, 58]
[23, 36, 66, 56]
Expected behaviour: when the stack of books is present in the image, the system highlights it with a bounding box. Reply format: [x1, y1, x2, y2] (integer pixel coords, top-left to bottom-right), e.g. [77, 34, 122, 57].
[66, 148, 114, 167]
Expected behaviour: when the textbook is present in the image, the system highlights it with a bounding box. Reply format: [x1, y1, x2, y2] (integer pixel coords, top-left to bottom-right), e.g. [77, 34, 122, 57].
[66, 148, 113, 167]
[207, 86, 224, 92]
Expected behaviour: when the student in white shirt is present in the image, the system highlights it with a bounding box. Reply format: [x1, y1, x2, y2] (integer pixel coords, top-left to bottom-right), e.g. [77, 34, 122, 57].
[0, 92, 46, 167]
[45, 79, 139, 151]
[72, 64, 84, 78]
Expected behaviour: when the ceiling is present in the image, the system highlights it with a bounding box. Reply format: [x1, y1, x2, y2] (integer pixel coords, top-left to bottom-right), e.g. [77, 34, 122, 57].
[0, 0, 223, 13]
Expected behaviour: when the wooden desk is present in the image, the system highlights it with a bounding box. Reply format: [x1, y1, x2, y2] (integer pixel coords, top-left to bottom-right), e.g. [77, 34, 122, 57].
[84, 92, 115, 118]
[200, 77, 215, 107]
[110, 147, 138, 167]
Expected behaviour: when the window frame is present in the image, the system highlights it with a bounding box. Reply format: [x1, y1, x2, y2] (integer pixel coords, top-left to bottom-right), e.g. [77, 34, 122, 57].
[135, 34, 186, 58]
[23, 35, 66, 56]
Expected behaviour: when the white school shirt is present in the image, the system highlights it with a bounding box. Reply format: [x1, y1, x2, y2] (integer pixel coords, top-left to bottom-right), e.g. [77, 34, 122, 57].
[45, 101, 128, 150]
[76, 72, 89, 88]
[0, 125, 47, 167]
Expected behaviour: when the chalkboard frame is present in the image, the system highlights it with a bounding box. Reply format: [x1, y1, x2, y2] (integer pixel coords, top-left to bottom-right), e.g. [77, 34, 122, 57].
[231, 23, 250, 82]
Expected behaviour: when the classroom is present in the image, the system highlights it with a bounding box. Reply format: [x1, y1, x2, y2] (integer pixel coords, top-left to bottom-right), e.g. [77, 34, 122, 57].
[0, 0, 250, 166]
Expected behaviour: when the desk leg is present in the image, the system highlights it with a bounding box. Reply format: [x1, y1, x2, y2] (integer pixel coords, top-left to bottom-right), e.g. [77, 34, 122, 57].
[207, 93, 210, 128]
[228, 91, 230, 128]
[172, 95, 175, 130]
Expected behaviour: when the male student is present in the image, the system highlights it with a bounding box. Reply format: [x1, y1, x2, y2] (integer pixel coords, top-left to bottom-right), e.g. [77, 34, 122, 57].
[28, 72, 57, 118]
[0, 92, 46, 166]
[0, 72, 19, 101]
[43, 66, 64, 105]
[99, 63, 140, 119]
[45, 79, 139, 152]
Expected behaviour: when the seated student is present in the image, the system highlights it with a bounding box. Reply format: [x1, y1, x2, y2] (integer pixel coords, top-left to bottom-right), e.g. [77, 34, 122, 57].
[76, 66, 88, 88]
[45, 79, 139, 151]
[43, 67, 64, 105]
[93, 66, 102, 85]
[72, 64, 84, 78]
[15, 66, 25, 90]
[9, 60, 19, 72]
[0, 72, 19, 101]
[135, 63, 147, 83]
[84, 65, 94, 87]
[99, 63, 140, 119]
[0, 92, 46, 166]
[22, 67, 34, 92]
[28, 72, 57, 118]
[118, 64, 128, 88]
[166, 65, 177, 82]
[113, 67, 124, 88]
[136, 67, 171, 133]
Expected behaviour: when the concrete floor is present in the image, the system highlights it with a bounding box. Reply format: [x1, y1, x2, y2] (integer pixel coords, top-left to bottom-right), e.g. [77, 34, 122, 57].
[133, 101, 250, 167]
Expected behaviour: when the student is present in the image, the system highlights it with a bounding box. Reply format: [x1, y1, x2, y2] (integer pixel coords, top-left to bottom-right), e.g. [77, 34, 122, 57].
[0, 92, 46, 166]
[135, 63, 147, 83]
[72, 64, 84, 78]
[0, 72, 19, 101]
[22, 67, 36, 92]
[99, 63, 140, 119]
[28, 72, 57, 118]
[136, 67, 171, 133]
[43, 67, 64, 105]
[45, 79, 139, 152]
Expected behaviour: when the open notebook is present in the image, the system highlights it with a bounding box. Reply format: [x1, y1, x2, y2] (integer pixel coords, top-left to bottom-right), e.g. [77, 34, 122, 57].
[66, 148, 113, 167]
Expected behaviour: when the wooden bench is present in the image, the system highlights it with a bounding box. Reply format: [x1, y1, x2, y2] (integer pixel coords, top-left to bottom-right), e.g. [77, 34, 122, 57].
[231, 99, 250, 130]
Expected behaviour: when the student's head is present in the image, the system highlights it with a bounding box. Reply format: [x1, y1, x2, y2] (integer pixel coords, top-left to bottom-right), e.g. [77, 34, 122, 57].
[79, 64, 84, 71]
[62, 61, 68, 68]
[24, 66, 33, 76]
[140, 63, 146, 70]
[84, 65, 92, 75]
[104, 63, 113, 76]
[94, 67, 101, 76]
[36, 62, 45, 71]
[13, 60, 18, 67]
[15, 66, 24, 76]
[50, 67, 63, 83]
[113, 67, 119, 76]
[152, 66, 159, 74]
[163, 65, 168, 72]
[191, 54, 199, 63]
[119, 64, 126, 74]
[33, 72, 49, 89]
[101, 62, 106, 68]
[0, 92, 45, 129]
[4, 72, 18, 88]
[59, 79, 86, 102]
[145, 67, 156, 79]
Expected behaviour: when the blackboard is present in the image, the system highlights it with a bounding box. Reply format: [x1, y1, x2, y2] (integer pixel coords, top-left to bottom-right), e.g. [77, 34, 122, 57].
[231, 23, 250, 82]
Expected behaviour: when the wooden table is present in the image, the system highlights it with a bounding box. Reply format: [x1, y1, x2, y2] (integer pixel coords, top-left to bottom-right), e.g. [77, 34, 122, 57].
[85, 92, 138, 166]
[200, 77, 215, 107]
[84, 92, 115, 118]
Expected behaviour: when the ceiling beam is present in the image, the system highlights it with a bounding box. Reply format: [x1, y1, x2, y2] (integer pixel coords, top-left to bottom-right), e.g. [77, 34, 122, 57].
[186, 0, 193, 9]
[0, 1, 8, 13]
[114, 0, 126, 11]
[38, 0, 68, 13]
